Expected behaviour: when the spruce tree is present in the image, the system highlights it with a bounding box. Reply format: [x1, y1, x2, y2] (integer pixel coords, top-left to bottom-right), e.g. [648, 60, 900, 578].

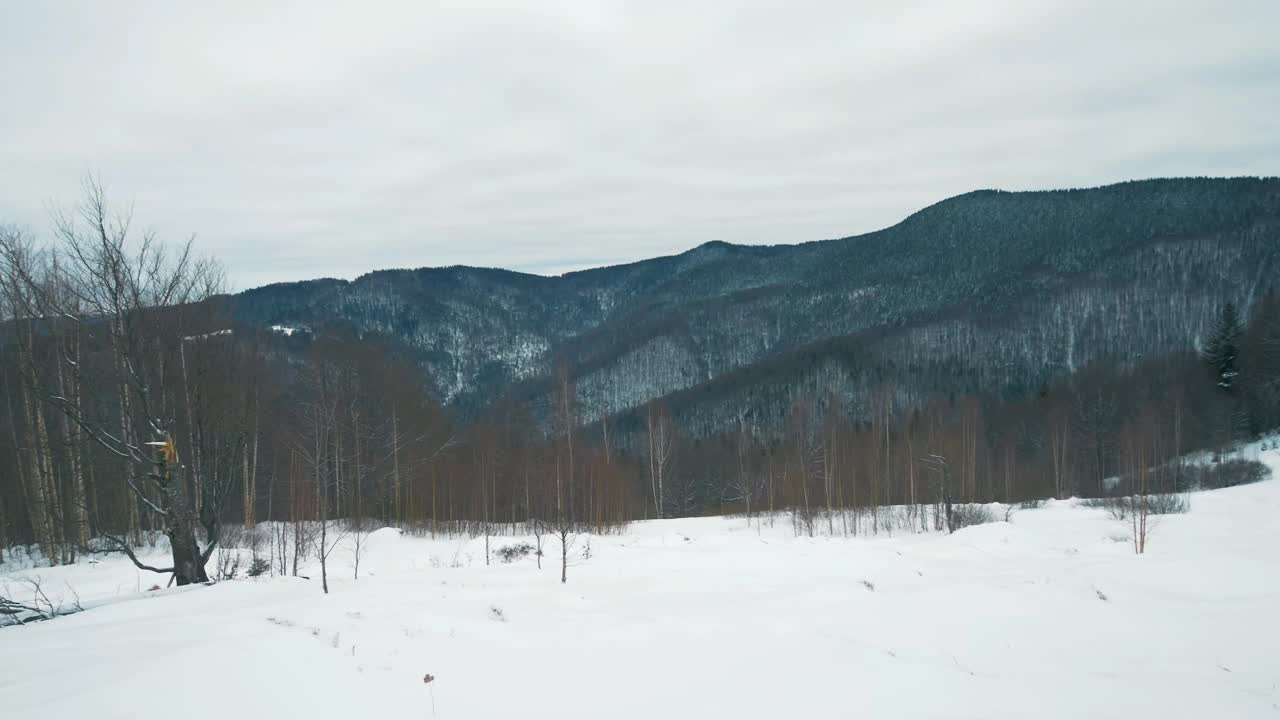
[1204, 302, 1242, 393]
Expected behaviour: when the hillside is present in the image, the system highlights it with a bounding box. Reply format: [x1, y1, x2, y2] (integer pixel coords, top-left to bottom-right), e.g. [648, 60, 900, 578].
[234, 177, 1280, 434]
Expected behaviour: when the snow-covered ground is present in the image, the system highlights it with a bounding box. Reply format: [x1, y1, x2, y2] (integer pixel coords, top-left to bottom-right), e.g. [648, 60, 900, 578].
[4, 447, 1280, 719]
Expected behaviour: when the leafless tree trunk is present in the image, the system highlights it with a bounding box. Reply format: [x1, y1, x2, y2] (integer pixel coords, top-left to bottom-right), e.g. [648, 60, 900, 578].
[350, 517, 367, 580]
[542, 516, 578, 584]
[390, 405, 402, 525]
[734, 418, 754, 523]
[646, 401, 674, 519]
[243, 382, 260, 530]
[531, 510, 545, 570]
[920, 454, 953, 534]
[1049, 408, 1071, 500]
[1, 231, 62, 563]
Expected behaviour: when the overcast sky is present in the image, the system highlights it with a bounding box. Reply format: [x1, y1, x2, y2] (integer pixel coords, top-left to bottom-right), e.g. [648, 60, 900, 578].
[2, 1, 1277, 290]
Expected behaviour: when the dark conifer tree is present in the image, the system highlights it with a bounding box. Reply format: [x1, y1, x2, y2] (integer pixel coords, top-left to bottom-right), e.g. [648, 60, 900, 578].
[1204, 302, 1242, 393]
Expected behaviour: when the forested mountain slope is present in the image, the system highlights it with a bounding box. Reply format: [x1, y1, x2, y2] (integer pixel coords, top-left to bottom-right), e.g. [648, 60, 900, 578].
[234, 177, 1280, 434]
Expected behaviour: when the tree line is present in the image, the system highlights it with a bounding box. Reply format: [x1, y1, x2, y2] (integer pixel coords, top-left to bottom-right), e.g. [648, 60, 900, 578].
[2, 183, 1278, 582]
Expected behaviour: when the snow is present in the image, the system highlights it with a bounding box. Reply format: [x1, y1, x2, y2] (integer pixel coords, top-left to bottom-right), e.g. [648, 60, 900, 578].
[4, 447, 1280, 718]
[270, 324, 300, 336]
[181, 328, 232, 340]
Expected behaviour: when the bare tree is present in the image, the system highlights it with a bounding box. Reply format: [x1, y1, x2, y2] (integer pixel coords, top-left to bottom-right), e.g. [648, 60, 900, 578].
[3, 182, 230, 585]
[1119, 415, 1155, 555]
[1048, 406, 1072, 500]
[730, 418, 762, 526]
[0, 228, 63, 563]
[919, 454, 954, 534]
[530, 511, 546, 570]
[787, 402, 820, 537]
[298, 361, 341, 593]
[349, 518, 369, 581]
[645, 400, 675, 519]
[539, 514, 581, 584]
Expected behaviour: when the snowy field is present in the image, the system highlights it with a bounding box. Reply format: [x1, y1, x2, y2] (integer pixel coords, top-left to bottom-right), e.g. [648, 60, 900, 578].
[4, 447, 1280, 719]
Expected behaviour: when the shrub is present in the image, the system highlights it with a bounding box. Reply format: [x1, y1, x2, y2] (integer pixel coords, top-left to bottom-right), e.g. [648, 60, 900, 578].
[247, 557, 271, 578]
[214, 547, 241, 580]
[494, 542, 535, 563]
[950, 504, 995, 530]
[1144, 493, 1189, 515]
[1185, 460, 1269, 490]
[1080, 494, 1188, 519]
[1079, 496, 1129, 520]
[1017, 498, 1048, 510]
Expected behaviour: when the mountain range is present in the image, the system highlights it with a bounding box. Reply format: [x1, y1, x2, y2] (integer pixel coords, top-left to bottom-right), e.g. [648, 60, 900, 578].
[233, 177, 1280, 437]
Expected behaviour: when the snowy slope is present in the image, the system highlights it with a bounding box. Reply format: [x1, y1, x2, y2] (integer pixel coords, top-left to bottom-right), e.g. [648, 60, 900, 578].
[3, 448, 1279, 719]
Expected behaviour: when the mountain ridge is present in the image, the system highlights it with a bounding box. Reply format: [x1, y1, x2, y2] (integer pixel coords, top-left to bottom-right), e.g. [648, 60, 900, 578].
[232, 176, 1280, 435]
[242, 175, 1278, 287]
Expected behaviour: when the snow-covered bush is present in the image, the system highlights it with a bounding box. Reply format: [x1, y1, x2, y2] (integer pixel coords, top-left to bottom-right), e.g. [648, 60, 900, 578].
[1079, 496, 1129, 520]
[950, 504, 995, 530]
[1145, 493, 1189, 515]
[1080, 494, 1188, 520]
[1185, 460, 1268, 490]
[495, 542, 536, 563]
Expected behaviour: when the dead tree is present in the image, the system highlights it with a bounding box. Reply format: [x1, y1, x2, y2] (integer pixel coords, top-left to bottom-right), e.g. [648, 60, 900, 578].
[0, 576, 84, 627]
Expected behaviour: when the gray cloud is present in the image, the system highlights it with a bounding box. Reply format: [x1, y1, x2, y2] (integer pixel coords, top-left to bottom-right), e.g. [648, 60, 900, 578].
[2, 0, 1277, 289]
